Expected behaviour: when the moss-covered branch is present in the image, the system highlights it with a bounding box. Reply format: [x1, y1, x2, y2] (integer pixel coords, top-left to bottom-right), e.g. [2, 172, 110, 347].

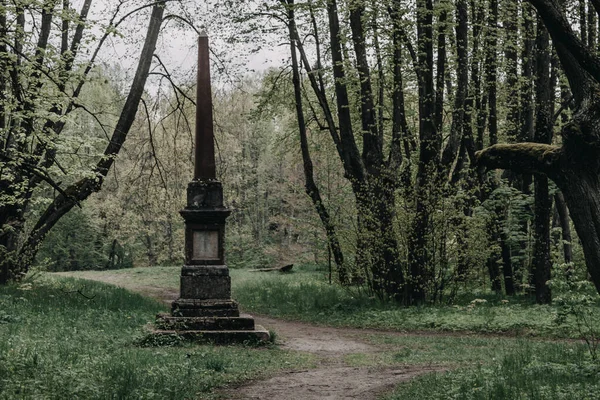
[475, 143, 561, 177]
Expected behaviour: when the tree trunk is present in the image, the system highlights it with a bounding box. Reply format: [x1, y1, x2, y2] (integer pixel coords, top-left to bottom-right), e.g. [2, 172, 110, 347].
[559, 171, 600, 293]
[554, 192, 573, 264]
[532, 16, 553, 304]
[285, 0, 348, 284]
[502, 0, 523, 294]
[434, 3, 448, 133]
[485, 0, 498, 146]
[471, 0, 486, 151]
[347, 0, 405, 297]
[580, 0, 588, 43]
[356, 179, 404, 299]
[407, 0, 438, 304]
[0, 2, 165, 282]
[486, 219, 503, 293]
[588, 0, 596, 48]
[441, 0, 468, 173]
[500, 229, 516, 295]
[295, 0, 406, 296]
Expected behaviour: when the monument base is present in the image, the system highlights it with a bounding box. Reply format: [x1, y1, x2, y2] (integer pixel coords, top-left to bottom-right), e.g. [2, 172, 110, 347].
[148, 265, 270, 344]
[150, 312, 270, 344]
[151, 312, 270, 344]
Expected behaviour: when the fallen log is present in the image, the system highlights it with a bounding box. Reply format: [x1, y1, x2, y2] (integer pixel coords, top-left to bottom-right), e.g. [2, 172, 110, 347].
[249, 264, 294, 273]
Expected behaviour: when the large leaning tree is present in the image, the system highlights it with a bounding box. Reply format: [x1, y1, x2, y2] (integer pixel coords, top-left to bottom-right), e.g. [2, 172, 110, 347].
[476, 0, 600, 294]
[0, 0, 168, 284]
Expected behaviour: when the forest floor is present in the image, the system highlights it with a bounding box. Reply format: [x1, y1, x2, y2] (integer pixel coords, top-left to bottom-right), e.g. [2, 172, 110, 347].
[56, 270, 448, 399]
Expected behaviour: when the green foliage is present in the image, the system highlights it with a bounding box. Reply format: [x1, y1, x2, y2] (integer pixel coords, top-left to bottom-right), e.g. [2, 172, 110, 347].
[481, 182, 535, 273]
[226, 228, 276, 269]
[551, 263, 600, 360]
[36, 207, 134, 272]
[0, 275, 312, 399]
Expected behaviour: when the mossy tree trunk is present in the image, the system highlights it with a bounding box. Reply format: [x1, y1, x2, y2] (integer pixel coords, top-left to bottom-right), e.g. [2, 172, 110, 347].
[477, 0, 600, 295]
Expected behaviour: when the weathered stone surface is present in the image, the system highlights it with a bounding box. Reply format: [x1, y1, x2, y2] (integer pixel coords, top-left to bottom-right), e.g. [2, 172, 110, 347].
[192, 230, 219, 260]
[181, 265, 229, 276]
[171, 298, 240, 317]
[173, 298, 239, 309]
[180, 209, 231, 224]
[156, 313, 256, 331]
[180, 211, 229, 265]
[180, 275, 230, 299]
[150, 325, 271, 344]
[186, 180, 224, 208]
[172, 308, 239, 318]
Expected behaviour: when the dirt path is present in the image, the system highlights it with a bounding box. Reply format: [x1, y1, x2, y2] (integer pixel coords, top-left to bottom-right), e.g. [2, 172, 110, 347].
[225, 315, 447, 400]
[55, 272, 447, 399]
[225, 365, 442, 400]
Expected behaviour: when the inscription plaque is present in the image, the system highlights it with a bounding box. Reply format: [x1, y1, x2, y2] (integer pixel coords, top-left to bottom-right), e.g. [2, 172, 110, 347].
[192, 230, 219, 260]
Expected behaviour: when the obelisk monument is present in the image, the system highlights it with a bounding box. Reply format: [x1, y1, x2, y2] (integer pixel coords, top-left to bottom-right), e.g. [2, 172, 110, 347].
[154, 34, 269, 343]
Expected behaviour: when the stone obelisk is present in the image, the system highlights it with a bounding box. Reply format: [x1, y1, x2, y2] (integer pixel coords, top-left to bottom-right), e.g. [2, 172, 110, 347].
[154, 34, 269, 343]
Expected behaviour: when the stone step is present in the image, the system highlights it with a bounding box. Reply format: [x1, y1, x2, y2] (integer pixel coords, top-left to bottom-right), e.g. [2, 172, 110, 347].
[171, 298, 240, 317]
[156, 313, 255, 331]
[151, 325, 270, 344]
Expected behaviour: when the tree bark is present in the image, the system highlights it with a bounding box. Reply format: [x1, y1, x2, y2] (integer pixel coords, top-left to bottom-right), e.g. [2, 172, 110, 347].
[389, 2, 414, 165]
[434, 1, 448, 133]
[470, 0, 486, 151]
[559, 170, 600, 293]
[408, 0, 438, 304]
[532, 16, 553, 304]
[554, 192, 573, 264]
[580, 0, 588, 44]
[485, 0, 498, 146]
[441, 0, 468, 173]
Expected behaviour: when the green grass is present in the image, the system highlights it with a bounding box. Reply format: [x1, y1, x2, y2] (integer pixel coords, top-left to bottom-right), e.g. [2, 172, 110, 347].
[231, 268, 595, 338]
[0, 275, 312, 399]
[231, 268, 600, 399]
[52, 266, 600, 399]
[347, 334, 524, 366]
[385, 342, 600, 399]
[56, 266, 600, 338]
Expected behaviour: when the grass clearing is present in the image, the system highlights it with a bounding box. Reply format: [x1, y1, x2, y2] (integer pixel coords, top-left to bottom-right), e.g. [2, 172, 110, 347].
[230, 268, 594, 339]
[0, 275, 313, 399]
[52, 266, 600, 398]
[56, 266, 600, 338]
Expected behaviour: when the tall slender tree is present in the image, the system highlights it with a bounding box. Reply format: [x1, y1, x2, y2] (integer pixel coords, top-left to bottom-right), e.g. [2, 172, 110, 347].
[0, 1, 166, 283]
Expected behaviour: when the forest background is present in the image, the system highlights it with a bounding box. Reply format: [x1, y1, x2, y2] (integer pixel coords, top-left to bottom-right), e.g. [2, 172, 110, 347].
[2, 0, 600, 306]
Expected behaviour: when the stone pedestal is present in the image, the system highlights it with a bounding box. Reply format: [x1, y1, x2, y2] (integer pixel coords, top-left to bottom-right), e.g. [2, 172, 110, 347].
[152, 180, 269, 344]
